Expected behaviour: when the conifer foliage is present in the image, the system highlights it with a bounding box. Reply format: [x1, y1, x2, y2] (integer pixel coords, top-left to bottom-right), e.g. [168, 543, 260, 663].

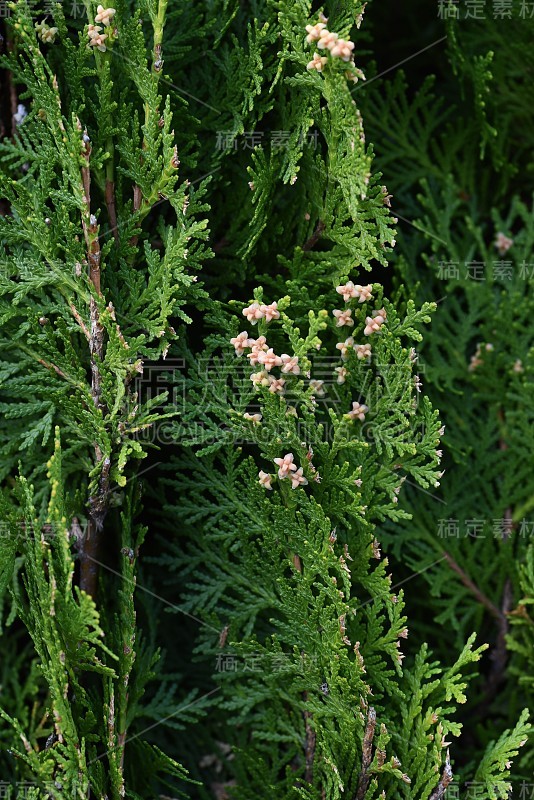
[0, 0, 207, 793]
[0, 0, 532, 798]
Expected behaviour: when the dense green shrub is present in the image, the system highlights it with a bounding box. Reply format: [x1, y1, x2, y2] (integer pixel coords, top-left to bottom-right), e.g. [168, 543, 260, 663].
[0, 1, 532, 798]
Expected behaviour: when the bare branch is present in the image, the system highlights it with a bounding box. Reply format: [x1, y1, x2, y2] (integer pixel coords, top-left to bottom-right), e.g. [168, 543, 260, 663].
[443, 552, 505, 623]
[78, 126, 110, 600]
[355, 706, 376, 800]
[486, 577, 513, 699]
[303, 691, 316, 785]
[303, 219, 325, 251]
[105, 178, 118, 242]
[429, 751, 453, 800]
[35, 356, 69, 381]
[69, 302, 91, 341]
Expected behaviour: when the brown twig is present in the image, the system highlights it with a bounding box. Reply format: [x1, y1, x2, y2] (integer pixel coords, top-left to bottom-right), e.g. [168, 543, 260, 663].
[105, 178, 118, 242]
[133, 184, 143, 213]
[355, 706, 376, 800]
[81, 455, 111, 599]
[445, 547, 513, 715]
[36, 356, 69, 381]
[294, 539, 317, 789]
[485, 577, 513, 700]
[78, 127, 110, 600]
[118, 729, 127, 772]
[303, 691, 316, 785]
[443, 552, 505, 623]
[429, 751, 453, 800]
[69, 302, 91, 341]
[294, 547, 315, 786]
[303, 219, 325, 252]
[128, 184, 143, 248]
